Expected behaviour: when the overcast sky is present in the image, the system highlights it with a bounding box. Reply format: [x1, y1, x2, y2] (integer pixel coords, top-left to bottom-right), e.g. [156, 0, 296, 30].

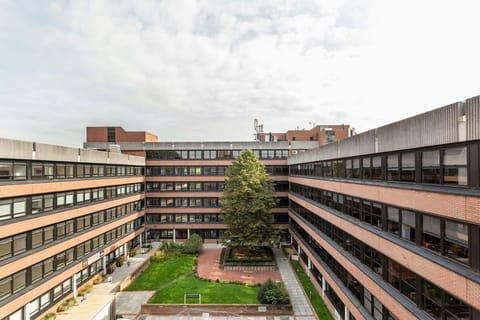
[1, 1, 479, 147]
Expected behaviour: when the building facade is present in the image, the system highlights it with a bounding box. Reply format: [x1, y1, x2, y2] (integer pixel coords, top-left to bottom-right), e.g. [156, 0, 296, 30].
[287, 96, 480, 319]
[1, 95, 479, 320]
[84, 139, 320, 244]
[0, 140, 145, 320]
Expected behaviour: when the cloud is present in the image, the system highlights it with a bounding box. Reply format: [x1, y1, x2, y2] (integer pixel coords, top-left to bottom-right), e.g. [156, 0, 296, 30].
[0, 0, 479, 146]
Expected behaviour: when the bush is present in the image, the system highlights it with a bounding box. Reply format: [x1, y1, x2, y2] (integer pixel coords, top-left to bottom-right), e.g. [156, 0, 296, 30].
[43, 313, 56, 320]
[93, 274, 104, 285]
[106, 263, 116, 274]
[129, 248, 137, 257]
[258, 279, 290, 304]
[182, 234, 203, 254]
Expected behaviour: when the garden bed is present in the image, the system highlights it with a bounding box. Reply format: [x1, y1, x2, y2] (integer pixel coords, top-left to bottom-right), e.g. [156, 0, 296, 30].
[221, 246, 276, 270]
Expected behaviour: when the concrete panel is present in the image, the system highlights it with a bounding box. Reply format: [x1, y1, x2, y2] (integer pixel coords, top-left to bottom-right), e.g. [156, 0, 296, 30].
[338, 129, 376, 158]
[85, 140, 319, 151]
[79, 148, 145, 166]
[79, 148, 110, 163]
[378, 103, 460, 153]
[35, 142, 79, 162]
[0, 138, 33, 160]
[466, 95, 480, 140]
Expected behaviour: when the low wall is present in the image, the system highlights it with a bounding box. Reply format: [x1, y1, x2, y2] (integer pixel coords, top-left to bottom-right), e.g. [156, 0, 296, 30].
[118, 258, 151, 291]
[223, 265, 277, 271]
[140, 304, 293, 316]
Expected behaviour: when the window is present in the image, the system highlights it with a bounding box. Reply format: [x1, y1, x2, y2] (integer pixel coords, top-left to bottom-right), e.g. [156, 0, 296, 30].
[422, 150, 440, 183]
[443, 146, 467, 186]
[56, 222, 66, 239]
[43, 258, 53, 276]
[0, 238, 12, 260]
[387, 207, 400, 236]
[387, 155, 399, 181]
[0, 276, 11, 301]
[31, 196, 43, 214]
[31, 262, 43, 283]
[12, 235, 26, 255]
[40, 292, 50, 308]
[400, 153, 415, 182]
[401, 210, 416, 242]
[422, 215, 441, 254]
[362, 157, 371, 179]
[31, 229, 43, 248]
[12, 271, 26, 293]
[445, 221, 469, 264]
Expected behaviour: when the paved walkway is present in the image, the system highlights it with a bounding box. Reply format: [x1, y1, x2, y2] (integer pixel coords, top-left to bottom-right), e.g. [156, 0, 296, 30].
[272, 248, 316, 319]
[197, 247, 281, 284]
[57, 242, 161, 320]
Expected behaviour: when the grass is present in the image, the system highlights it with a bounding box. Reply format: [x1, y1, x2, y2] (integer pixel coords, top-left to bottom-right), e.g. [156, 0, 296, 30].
[150, 277, 259, 304]
[291, 260, 334, 320]
[125, 250, 259, 304]
[124, 255, 196, 291]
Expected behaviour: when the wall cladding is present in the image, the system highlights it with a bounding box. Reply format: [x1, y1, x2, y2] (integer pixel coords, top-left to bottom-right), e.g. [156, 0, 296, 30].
[288, 95, 480, 165]
[466, 96, 480, 140]
[377, 102, 460, 153]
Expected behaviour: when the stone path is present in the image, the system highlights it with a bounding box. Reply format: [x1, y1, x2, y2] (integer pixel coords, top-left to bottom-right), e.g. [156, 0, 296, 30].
[272, 248, 316, 319]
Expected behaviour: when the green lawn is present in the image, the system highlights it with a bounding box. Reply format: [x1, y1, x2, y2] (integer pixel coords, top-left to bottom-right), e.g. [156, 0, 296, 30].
[124, 252, 259, 304]
[291, 260, 334, 320]
[150, 277, 259, 304]
[124, 255, 196, 291]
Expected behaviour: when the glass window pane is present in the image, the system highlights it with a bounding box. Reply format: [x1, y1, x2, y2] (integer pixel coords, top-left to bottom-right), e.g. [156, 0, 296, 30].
[444, 147, 467, 166]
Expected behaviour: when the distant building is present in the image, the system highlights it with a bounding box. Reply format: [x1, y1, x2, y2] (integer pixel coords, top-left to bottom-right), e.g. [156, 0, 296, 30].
[257, 124, 352, 145]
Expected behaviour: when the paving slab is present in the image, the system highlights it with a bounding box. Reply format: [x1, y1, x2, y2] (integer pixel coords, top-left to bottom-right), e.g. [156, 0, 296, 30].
[116, 291, 155, 318]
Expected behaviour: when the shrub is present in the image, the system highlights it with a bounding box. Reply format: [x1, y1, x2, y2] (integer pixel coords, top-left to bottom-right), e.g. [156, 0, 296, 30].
[106, 263, 116, 274]
[117, 255, 126, 267]
[258, 279, 290, 304]
[43, 313, 56, 320]
[93, 274, 104, 285]
[66, 298, 76, 307]
[182, 234, 203, 254]
[129, 248, 137, 257]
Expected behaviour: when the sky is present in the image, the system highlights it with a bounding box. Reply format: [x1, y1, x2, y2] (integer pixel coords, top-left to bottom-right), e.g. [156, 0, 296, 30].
[0, 0, 479, 147]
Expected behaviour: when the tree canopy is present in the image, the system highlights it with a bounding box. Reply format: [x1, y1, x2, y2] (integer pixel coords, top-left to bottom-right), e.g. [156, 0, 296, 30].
[221, 149, 277, 248]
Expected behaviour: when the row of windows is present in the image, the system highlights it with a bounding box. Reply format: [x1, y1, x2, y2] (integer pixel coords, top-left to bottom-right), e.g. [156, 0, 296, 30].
[0, 183, 142, 222]
[0, 218, 142, 303]
[297, 244, 395, 320]
[0, 160, 142, 181]
[145, 181, 289, 193]
[1, 255, 106, 320]
[147, 213, 223, 224]
[146, 165, 288, 176]
[290, 145, 470, 187]
[146, 149, 291, 160]
[291, 220, 473, 320]
[290, 183, 472, 267]
[145, 197, 289, 208]
[145, 212, 289, 225]
[0, 200, 143, 262]
[147, 228, 224, 240]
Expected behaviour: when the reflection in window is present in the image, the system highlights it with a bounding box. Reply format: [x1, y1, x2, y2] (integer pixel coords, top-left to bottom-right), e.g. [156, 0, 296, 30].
[400, 153, 415, 182]
[422, 150, 440, 184]
[422, 215, 441, 254]
[445, 221, 469, 265]
[443, 147, 468, 186]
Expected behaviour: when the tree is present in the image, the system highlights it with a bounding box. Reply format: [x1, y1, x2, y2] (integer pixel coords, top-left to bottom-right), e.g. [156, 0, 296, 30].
[258, 279, 290, 304]
[221, 149, 277, 248]
[182, 233, 203, 254]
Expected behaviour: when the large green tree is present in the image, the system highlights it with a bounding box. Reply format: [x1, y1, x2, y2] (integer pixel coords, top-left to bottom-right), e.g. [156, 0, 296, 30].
[221, 149, 277, 248]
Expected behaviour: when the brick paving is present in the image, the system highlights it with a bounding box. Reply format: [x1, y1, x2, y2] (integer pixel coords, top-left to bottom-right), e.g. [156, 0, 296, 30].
[197, 247, 281, 285]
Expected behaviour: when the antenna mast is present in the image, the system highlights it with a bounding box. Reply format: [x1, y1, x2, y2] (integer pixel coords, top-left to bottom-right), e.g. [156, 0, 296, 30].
[253, 119, 263, 141]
